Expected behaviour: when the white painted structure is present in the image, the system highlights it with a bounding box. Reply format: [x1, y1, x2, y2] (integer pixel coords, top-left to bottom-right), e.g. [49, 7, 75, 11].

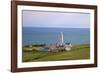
[65, 43, 72, 51]
[59, 32, 72, 51]
[60, 32, 64, 46]
[42, 32, 72, 52]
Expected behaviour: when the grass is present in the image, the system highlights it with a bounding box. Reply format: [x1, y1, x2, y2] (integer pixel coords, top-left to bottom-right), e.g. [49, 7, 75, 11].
[22, 44, 90, 62]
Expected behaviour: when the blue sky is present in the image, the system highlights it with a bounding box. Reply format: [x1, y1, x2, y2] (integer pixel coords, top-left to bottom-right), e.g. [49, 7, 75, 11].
[22, 10, 90, 28]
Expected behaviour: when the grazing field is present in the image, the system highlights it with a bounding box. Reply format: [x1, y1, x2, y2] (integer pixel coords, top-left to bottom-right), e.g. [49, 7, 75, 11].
[22, 44, 90, 62]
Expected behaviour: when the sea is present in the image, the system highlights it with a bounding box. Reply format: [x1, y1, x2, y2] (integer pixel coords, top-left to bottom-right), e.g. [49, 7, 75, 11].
[22, 27, 90, 46]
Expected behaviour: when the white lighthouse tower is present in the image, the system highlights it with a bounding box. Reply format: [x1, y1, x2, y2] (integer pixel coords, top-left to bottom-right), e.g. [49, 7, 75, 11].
[60, 32, 64, 46]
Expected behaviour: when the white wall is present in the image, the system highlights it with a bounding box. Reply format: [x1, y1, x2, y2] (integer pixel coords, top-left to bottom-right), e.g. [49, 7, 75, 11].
[0, 0, 99, 73]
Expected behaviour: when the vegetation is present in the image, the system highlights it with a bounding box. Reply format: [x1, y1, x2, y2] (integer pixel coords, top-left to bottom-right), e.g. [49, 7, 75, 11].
[23, 44, 45, 48]
[22, 44, 90, 62]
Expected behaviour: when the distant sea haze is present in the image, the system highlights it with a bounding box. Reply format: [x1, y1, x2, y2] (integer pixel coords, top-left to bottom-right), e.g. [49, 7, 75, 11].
[22, 27, 90, 46]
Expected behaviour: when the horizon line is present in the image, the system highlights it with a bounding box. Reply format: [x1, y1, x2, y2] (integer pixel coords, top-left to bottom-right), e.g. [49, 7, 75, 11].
[22, 26, 90, 29]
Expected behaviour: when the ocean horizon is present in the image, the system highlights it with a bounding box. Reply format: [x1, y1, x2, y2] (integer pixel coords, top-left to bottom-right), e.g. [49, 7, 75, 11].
[22, 27, 90, 46]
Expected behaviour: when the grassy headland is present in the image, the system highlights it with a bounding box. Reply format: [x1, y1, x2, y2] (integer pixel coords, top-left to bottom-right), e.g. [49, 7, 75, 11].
[22, 44, 90, 62]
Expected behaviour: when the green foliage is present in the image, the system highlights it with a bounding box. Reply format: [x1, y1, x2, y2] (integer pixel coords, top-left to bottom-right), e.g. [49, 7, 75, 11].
[23, 44, 45, 48]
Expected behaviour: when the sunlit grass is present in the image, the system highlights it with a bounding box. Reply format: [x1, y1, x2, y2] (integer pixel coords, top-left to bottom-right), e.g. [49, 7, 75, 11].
[22, 44, 90, 62]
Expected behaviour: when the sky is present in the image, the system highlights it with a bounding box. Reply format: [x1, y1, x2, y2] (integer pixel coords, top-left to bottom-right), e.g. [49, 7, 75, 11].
[22, 10, 90, 28]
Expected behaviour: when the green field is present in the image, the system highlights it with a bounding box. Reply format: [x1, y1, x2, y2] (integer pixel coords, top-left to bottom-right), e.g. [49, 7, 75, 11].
[22, 44, 90, 62]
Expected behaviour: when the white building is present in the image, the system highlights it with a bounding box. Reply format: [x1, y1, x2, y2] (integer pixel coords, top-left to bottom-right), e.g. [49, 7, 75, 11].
[65, 43, 72, 51]
[41, 32, 72, 52]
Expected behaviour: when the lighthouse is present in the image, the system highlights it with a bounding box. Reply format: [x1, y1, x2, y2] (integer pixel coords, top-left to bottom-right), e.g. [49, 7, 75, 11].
[41, 32, 72, 52]
[60, 32, 64, 46]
